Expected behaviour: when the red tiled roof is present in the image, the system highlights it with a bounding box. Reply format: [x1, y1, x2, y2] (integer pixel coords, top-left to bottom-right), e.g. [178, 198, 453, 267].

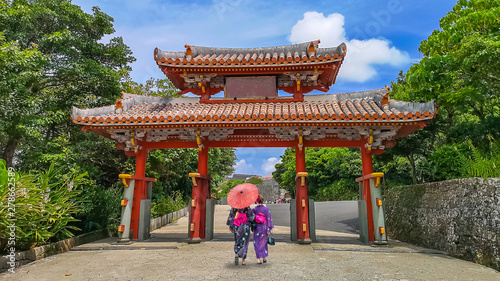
[71, 88, 436, 126]
[154, 40, 346, 67]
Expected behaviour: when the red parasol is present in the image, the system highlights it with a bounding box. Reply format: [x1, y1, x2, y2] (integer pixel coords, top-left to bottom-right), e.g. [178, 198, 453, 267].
[227, 183, 259, 209]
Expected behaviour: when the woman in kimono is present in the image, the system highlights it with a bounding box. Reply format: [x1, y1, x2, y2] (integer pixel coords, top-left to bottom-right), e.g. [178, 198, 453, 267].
[227, 206, 255, 265]
[252, 195, 274, 264]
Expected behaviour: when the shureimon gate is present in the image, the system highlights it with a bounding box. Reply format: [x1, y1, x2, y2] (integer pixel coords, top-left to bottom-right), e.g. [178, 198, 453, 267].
[72, 40, 436, 244]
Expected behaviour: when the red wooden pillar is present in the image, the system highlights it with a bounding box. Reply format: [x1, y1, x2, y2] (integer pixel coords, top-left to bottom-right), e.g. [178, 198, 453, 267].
[130, 147, 148, 240]
[189, 145, 209, 242]
[361, 148, 375, 242]
[295, 145, 310, 242]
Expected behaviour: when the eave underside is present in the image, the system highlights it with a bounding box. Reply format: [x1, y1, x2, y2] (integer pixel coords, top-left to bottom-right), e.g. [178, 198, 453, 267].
[83, 121, 427, 152]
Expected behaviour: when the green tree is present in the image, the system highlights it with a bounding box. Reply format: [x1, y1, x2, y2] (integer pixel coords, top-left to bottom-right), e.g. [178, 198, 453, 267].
[387, 0, 500, 185]
[216, 179, 245, 198]
[0, 0, 136, 235]
[273, 148, 297, 197]
[273, 147, 362, 201]
[402, 0, 500, 120]
[148, 147, 237, 202]
[0, 33, 47, 166]
[246, 177, 263, 185]
[121, 76, 180, 97]
[0, 0, 135, 168]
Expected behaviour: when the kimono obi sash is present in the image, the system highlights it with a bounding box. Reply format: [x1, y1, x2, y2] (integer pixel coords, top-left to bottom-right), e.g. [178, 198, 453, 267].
[234, 213, 248, 226]
[255, 213, 267, 224]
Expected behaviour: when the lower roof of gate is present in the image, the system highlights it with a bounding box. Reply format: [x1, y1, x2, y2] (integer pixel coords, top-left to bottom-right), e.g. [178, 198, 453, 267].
[72, 88, 436, 127]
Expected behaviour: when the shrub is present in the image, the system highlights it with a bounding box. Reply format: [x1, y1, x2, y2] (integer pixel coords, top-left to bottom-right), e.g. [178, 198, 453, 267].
[461, 140, 500, 178]
[216, 179, 244, 198]
[246, 177, 263, 184]
[77, 184, 122, 232]
[428, 143, 471, 180]
[151, 190, 186, 218]
[0, 160, 85, 252]
[317, 179, 358, 201]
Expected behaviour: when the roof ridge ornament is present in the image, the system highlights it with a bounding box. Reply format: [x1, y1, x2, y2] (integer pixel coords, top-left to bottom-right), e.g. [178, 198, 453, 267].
[381, 86, 390, 107]
[115, 99, 123, 114]
[185, 44, 193, 57]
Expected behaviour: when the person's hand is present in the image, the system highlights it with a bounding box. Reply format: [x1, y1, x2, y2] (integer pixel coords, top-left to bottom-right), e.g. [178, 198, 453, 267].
[230, 229, 234, 233]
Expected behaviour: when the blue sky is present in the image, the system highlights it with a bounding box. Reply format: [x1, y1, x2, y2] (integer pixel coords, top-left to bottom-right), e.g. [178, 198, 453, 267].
[74, 0, 457, 176]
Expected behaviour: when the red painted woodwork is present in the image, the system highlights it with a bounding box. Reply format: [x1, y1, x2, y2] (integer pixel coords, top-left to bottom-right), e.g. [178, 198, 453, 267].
[190, 145, 210, 240]
[200, 97, 305, 104]
[130, 146, 148, 240]
[143, 139, 369, 150]
[360, 147, 374, 242]
[158, 59, 343, 98]
[144, 141, 198, 150]
[295, 143, 310, 241]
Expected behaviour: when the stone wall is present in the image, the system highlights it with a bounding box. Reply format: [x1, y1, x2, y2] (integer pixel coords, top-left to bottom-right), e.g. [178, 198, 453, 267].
[256, 178, 280, 202]
[385, 178, 500, 270]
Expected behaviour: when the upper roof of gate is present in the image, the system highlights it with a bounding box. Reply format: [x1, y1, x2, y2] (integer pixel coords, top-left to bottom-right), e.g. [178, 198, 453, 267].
[154, 40, 347, 97]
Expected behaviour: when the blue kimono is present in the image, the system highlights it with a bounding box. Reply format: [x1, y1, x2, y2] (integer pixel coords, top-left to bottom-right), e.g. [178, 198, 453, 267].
[227, 207, 255, 259]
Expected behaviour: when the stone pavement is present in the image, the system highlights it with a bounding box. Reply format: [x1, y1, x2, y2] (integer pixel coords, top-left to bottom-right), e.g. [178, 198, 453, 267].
[2, 205, 499, 281]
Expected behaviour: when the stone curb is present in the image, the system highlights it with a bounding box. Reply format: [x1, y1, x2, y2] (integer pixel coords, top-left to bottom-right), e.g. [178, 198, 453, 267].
[0, 207, 189, 273]
[0, 228, 110, 273]
[150, 207, 189, 232]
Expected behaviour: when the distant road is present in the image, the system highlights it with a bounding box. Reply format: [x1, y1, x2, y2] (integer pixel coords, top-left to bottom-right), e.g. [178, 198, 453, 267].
[267, 201, 358, 234]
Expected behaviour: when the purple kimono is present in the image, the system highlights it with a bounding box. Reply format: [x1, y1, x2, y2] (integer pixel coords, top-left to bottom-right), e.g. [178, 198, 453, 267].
[227, 207, 255, 259]
[252, 205, 274, 259]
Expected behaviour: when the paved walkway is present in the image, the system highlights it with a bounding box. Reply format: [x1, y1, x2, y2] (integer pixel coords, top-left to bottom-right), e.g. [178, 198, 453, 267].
[2, 205, 499, 280]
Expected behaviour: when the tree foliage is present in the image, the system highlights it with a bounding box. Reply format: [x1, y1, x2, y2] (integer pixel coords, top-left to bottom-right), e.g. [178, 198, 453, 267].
[216, 179, 245, 198]
[246, 177, 263, 185]
[0, 33, 47, 166]
[0, 1, 238, 243]
[0, 0, 135, 167]
[399, 0, 500, 119]
[121, 76, 180, 97]
[273, 147, 361, 201]
[274, 1, 500, 198]
[148, 148, 237, 201]
[383, 0, 500, 186]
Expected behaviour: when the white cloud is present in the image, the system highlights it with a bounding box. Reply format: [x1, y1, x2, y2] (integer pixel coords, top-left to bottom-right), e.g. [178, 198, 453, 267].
[289, 11, 410, 83]
[233, 159, 259, 175]
[75, 0, 298, 84]
[261, 157, 281, 175]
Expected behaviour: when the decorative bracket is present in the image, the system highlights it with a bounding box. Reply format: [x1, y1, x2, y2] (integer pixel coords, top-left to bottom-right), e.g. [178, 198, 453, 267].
[355, 172, 384, 187]
[298, 128, 304, 151]
[119, 174, 132, 187]
[296, 172, 308, 186]
[189, 172, 201, 186]
[196, 129, 204, 151]
[367, 129, 373, 151]
[371, 172, 384, 187]
[296, 73, 301, 92]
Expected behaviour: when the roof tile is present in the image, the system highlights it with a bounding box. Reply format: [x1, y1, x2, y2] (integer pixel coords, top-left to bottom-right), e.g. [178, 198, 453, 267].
[155, 41, 346, 68]
[71, 88, 436, 126]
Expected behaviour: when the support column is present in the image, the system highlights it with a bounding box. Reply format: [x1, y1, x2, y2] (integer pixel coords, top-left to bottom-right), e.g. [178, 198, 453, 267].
[130, 147, 148, 240]
[295, 144, 311, 244]
[360, 148, 375, 242]
[189, 145, 210, 243]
